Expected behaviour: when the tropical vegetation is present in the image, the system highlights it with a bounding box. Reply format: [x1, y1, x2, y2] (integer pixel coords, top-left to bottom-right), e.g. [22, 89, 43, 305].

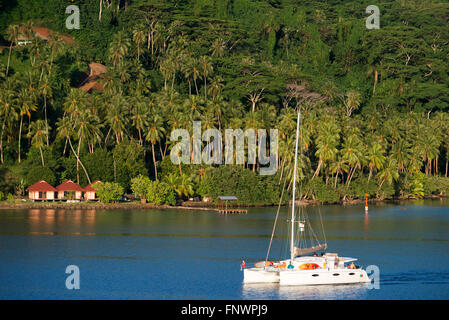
[1, 0, 449, 204]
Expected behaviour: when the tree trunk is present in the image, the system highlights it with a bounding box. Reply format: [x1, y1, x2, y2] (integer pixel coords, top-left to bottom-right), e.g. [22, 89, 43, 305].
[18, 115, 23, 163]
[68, 137, 91, 184]
[44, 95, 49, 146]
[40, 147, 45, 167]
[368, 166, 373, 182]
[312, 160, 322, 179]
[194, 79, 199, 95]
[99, 0, 103, 21]
[138, 128, 142, 146]
[0, 118, 6, 163]
[445, 159, 448, 177]
[6, 44, 12, 77]
[152, 142, 158, 180]
[76, 137, 82, 184]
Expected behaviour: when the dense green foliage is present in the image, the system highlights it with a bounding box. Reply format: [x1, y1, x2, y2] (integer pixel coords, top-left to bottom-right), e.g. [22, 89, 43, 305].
[131, 174, 151, 201]
[146, 180, 176, 205]
[1, 0, 449, 204]
[93, 181, 124, 203]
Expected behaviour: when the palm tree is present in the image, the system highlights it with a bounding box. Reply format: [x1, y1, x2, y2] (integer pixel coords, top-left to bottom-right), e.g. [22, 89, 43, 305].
[29, 37, 42, 67]
[159, 55, 177, 90]
[366, 142, 386, 181]
[27, 120, 49, 166]
[377, 156, 399, 191]
[198, 56, 213, 100]
[210, 38, 226, 58]
[130, 96, 149, 146]
[182, 95, 204, 121]
[56, 116, 91, 184]
[105, 95, 128, 145]
[178, 174, 194, 198]
[390, 140, 411, 173]
[190, 58, 201, 96]
[5, 24, 20, 77]
[145, 113, 165, 180]
[207, 95, 226, 131]
[340, 134, 365, 186]
[132, 24, 146, 62]
[208, 76, 224, 100]
[312, 119, 340, 179]
[17, 88, 37, 163]
[39, 79, 52, 146]
[329, 156, 349, 187]
[108, 31, 130, 68]
[0, 86, 17, 163]
[47, 34, 65, 78]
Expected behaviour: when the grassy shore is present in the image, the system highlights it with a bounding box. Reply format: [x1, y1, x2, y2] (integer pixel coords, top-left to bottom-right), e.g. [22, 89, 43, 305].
[0, 194, 447, 211]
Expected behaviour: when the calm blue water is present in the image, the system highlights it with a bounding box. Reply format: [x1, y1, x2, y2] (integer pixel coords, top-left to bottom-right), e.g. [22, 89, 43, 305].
[0, 200, 448, 299]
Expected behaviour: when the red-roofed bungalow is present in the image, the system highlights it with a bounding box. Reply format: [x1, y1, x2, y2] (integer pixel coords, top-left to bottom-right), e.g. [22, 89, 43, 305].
[56, 180, 84, 200]
[83, 180, 102, 201]
[26, 180, 57, 201]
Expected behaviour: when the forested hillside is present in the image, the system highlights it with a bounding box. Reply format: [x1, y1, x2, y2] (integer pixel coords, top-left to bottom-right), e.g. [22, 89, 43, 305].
[1, 0, 449, 204]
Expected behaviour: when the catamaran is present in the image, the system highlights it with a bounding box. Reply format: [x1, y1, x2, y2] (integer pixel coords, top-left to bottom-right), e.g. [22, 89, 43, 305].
[243, 110, 370, 286]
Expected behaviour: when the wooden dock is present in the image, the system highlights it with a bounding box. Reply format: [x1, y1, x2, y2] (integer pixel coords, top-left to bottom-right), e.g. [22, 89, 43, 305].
[216, 208, 248, 215]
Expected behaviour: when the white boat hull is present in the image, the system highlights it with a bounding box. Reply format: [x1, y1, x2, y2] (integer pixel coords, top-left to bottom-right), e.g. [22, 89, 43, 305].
[243, 268, 279, 283]
[279, 268, 370, 286]
[243, 256, 371, 286]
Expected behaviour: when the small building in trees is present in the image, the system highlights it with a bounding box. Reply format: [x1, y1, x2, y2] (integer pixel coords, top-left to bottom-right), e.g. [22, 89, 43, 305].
[56, 180, 84, 201]
[17, 27, 74, 46]
[26, 180, 57, 201]
[83, 180, 102, 201]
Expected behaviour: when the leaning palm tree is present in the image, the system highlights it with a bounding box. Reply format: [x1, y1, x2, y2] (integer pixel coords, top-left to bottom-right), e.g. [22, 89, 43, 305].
[56, 116, 91, 184]
[27, 120, 49, 167]
[145, 113, 165, 180]
[5, 24, 20, 77]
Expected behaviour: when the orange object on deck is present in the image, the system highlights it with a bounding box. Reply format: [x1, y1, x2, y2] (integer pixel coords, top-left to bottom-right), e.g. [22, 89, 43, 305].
[298, 263, 319, 270]
[254, 261, 273, 268]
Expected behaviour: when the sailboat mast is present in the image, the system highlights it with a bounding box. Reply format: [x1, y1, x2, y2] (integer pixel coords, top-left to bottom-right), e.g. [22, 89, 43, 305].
[290, 110, 301, 261]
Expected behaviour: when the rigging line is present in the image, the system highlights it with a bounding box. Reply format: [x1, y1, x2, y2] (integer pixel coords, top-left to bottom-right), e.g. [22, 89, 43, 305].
[306, 216, 320, 246]
[264, 170, 289, 268]
[318, 206, 326, 246]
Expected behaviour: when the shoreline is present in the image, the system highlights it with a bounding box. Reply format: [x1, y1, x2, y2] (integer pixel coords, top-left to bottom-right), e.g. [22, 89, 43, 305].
[0, 195, 447, 211]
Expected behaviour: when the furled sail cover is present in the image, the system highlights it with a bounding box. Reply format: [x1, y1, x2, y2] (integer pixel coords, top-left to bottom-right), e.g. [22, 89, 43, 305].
[294, 243, 327, 256]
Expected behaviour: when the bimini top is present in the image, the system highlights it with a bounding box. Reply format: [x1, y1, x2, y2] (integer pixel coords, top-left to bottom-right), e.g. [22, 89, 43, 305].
[217, 196, 238, 201]
[55, 180, 84, 192]
[26, 180, 57, 192]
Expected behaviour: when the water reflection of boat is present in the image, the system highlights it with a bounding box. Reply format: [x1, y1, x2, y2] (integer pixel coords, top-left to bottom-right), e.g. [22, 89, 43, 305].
[243, 110, 371, 286]
[242, 282, 369, 300]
